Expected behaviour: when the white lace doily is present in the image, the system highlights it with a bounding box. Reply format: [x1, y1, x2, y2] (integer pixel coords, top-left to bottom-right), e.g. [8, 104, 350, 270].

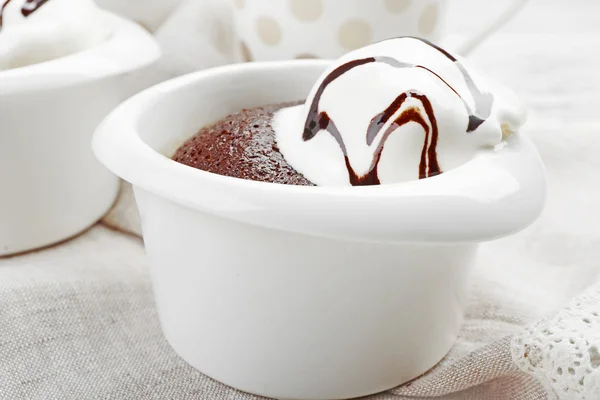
[512, 282, 600, 399]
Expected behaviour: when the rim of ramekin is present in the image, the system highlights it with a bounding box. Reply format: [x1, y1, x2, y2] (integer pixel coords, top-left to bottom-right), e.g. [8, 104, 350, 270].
[0, 11, 160, 94]
[93, 60, 547, 244]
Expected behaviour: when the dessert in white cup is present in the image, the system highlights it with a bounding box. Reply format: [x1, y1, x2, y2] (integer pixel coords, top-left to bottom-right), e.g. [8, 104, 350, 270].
[0, 0, 109, 70]
[93, 40, 545, 399]
[0, 0, 160, 256]
[274, 37, 525, 186]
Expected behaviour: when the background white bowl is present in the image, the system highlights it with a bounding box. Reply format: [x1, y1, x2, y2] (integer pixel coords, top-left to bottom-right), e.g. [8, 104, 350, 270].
[93, 61, 546, 399]
[0, 12, 160, 256]
[96, 0, 182, 32]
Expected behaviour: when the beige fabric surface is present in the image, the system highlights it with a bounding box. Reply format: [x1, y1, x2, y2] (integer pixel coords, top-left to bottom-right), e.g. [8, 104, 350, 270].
[2, 0, 600, 399]
[102, 181, 142, 237]
[0, 226, 549, 400]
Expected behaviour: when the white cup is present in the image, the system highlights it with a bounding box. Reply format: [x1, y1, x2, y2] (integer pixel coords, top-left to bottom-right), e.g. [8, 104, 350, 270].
[95, 0, 183, 32]
[93, 60, 546, 400]
[0, 12, 159, 256]
[232, 0, 528, 61]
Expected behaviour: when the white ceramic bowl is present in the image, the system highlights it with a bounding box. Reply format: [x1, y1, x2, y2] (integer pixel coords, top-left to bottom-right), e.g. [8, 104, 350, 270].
[96, 0, 182, 32]
[0, 12, 160, 256]
[93, 61, 546, 400]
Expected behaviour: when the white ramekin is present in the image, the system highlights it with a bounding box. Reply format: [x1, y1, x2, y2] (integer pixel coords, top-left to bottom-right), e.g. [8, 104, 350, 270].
[93, 61, 546, 400]
[0, 12, 160, 256]
[96, 0, 182, 32]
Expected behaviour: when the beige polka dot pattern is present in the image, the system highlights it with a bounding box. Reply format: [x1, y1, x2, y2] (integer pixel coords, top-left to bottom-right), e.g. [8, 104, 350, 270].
[289, 0, 323, 22]
[384, 0, 411, 14]
[240, 41, 253, 62]
[233, 0, 245, 9]
[419, 3, 439, 35]
[209, 21, 234, 56]
[256, 16, 282, 46]
[295, 53, 319, 59]
[338, 19, 373, 50]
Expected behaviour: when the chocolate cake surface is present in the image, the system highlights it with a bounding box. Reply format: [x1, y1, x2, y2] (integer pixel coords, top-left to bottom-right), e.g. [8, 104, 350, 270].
[172, 102, 314, 186]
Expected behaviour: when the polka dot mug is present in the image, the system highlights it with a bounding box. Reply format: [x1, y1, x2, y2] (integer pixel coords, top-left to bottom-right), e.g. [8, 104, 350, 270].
[232, 0, 529, 61]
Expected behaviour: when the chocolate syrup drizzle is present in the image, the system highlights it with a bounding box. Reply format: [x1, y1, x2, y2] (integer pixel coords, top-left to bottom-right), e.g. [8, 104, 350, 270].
[0, 0, 50, 30]
[21, 0, 49, 17]
[303, 37, 494, 186]
[0, 0, 13, 29]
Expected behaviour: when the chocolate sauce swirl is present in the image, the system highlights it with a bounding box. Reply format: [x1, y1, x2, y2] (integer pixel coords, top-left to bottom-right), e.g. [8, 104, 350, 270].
[303, 37, 493, 186]
[21, 0, 50, 17]
[0, 0, 51, 30]
[369, 92, 441, 181]
[0, 0, 14, 30]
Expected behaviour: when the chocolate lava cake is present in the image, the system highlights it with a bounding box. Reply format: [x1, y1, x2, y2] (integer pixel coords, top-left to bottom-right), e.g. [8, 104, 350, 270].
[172, 102, 314, 186]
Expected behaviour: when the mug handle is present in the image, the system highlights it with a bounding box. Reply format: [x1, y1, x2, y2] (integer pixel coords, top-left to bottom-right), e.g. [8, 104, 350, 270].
[453, 0, 530, 55]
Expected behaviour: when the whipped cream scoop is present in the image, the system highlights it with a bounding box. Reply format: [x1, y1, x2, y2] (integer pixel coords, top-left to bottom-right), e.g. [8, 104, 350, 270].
[0, 0, 110, 70]
[274, 37, 526, 186]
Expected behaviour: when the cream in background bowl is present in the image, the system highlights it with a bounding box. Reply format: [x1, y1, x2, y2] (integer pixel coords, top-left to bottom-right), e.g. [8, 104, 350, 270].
[93, 61, 546, 400]
[0, 11, 160, 256]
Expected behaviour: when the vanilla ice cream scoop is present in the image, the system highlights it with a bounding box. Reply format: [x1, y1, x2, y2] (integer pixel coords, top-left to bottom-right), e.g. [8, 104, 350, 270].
[274, 37, 527, 186]
[0, 0, 110, 70]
